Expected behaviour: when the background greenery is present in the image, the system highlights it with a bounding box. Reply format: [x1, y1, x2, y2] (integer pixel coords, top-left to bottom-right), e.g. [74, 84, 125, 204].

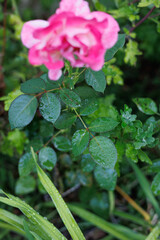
[0, 0, 160, 239]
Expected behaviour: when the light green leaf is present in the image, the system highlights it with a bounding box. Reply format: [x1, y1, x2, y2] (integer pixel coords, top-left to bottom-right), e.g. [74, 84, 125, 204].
[39, 147, 57, 171]
[89, 117, 119, 133]
[133, 98, 157, 115]
[138, 0, 160, 8]
[94, 166, 117, 191]
[85, 69, 106, 93]
[15, 176, 36, 195]
[21, 78, 45, 94]
[124, 40, 142, 66]
[89, 136, 117, 168]
[39, 93, 61, 124]
[9, 95, 38, 129]
[60, 89, 81, 108]
[18, 152, 35, 177]
[72, 130, 89, 156]
[138, 150, 152, 164]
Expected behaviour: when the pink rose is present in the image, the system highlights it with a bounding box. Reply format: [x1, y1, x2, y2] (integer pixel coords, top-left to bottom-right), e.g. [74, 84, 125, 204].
[21, 0, 120, 80]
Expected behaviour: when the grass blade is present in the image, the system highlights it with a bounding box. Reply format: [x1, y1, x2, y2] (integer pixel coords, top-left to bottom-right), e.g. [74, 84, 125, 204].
[129, 161, 160, 216]
[68, 204, 146, 240]
[0, 191, 66, 240]
[113, 210, 150, 227]
[31, 147, 85, 240]
[145, 222, 160, 240]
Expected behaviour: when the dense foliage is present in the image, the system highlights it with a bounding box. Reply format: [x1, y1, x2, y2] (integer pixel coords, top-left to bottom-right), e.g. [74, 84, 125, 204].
[1, 0, 160, 239]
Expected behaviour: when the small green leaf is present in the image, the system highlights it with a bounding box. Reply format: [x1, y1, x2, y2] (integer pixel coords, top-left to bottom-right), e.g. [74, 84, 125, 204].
[60, 89, 81, 108]
[133, 98, 157, 115]
[89, 136, 117, 168]
[54, 112, 76, 129]
[9, 95, 38, 129]
[85, 69, 106, 93]
[39, 93, 61, 124]
[18, 152, 35, 177]
[53, 136, 72, 152]
[151, 173, 160, 196]
[15, 176, 36, 195]
[89, 117, 119, 133]
[94, 166, 117, 191]
[105, 34, 126, 61]
[21, 78, 46, 94]
[80, 98, 98, 116]
[39, 147, 57, 171]
[138, 150, 152, 164]
[81, 154, 96, 172]
[72, 130, 89, 156]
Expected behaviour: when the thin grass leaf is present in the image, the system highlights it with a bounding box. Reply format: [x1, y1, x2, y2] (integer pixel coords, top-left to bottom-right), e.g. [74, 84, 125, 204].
[0, 221, 25, 236]
[113, 210, 150, 227]
[31, 147, 85, 240]
[129, 161, 160, 216]
[68, 204, 146, 240]
[145, 222, 160, 240]
[23, 220, 34, 240]
[0, 191, 66, 240]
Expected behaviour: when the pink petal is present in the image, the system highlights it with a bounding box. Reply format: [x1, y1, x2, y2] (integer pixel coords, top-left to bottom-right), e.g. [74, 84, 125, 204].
[91, 12, 120, 49]
[48, 69, 62, 80]
[56, 0, 90, 17]
[28, 46, 44, 65]
[21, 20, 49, 48]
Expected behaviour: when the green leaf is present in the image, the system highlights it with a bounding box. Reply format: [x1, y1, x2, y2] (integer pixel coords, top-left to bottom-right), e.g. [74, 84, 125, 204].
[20, 78, 46, 94]
[40, 73, 63, 90]
[39, 93, 61, 124]
[53, 136, 72, 152]
[60, 89, 81, 108]
[85, 69, 106, 93]
[81, 154, 96, 173]
[9, 95, 38, 129]
[133, 98, 158, 115]
[105, 34, 126, 61]
[89, 136, 117, 168]
[72, 130, 89, 156]
[89, 117, 119, 133]
[54, 112, 77, 129]
[124, 40, 142, 66]
[15, 176, 36, 195]
[39, 147, 57, 171]
[138, 150, 152, 164]
[138, 0, 160, 8]
[31, 148, 85, 240]
[151, 173, 160, 196]
[18, 152, 35, 177]
[94, 166, 117, 191]
[80, 98, 98, 116]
